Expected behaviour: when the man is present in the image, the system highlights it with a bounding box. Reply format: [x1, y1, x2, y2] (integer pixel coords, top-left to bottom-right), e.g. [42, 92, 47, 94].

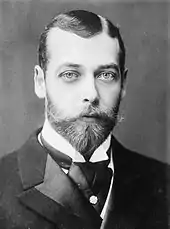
[0, 10, 169, 229]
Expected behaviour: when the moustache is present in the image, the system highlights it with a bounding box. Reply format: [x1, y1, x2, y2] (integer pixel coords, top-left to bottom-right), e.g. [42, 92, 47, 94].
[67, 106, 116, 123]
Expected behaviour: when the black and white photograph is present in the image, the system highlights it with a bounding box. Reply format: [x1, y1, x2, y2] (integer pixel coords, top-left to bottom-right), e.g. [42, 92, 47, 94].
[0, 0, 169, 228]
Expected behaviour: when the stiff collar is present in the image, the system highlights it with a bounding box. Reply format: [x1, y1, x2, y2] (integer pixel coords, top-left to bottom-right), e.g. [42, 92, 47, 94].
[40, 119, 111, 163]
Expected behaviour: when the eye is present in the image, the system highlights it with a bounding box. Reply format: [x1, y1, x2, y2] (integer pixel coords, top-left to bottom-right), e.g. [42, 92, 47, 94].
[97, 71, 118, 82]
[60, 71, 79, 82]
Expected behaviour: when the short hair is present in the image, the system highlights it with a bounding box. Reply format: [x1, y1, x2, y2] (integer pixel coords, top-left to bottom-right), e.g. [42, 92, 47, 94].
[38, 10, 126, 75]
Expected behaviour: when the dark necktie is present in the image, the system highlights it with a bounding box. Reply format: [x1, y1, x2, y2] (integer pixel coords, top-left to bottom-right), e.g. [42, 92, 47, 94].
[40, 134, 112, 214]
[68, 159, 112, 214]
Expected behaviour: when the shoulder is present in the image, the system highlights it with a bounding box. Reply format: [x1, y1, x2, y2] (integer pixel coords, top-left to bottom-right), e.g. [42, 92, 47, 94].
[112, 135, 169, 173]
[0, 150, 18, 176]
[0, 150, 22, 216]
[112, 136, 169, 226]
[0, 128, 41, 178]
[0, 150, 21, 191]
[112, 135, 170, 197]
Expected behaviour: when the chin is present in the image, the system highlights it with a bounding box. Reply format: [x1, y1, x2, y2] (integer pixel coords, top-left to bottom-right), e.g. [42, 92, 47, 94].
[65, 120, 112, 154]
[48, 111, 116, 154]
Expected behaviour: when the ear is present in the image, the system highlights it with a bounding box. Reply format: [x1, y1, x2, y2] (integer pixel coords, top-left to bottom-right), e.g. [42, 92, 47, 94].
[121, 68, 128, 99]
[34, 65, 46, 99]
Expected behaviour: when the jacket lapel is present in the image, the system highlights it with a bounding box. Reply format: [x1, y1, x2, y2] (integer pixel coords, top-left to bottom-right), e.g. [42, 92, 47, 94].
[101, 136, 144, 229]
[17, 129, 102, 229]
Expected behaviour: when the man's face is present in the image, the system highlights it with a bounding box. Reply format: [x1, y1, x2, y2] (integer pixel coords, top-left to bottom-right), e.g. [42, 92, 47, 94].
[35, 28, 126, 156]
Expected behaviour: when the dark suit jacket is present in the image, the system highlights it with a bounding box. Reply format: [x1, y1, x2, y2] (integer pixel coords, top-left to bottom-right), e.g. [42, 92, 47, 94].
[0, 129, 169, 229]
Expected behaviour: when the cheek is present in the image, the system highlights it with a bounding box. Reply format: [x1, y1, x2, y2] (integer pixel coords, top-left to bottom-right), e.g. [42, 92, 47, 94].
[46, 81, 80, 115]
[99, 85, 121, 108]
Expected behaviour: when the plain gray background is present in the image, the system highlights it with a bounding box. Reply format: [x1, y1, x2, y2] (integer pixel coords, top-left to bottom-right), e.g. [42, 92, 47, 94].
[0, 0, 168, 164]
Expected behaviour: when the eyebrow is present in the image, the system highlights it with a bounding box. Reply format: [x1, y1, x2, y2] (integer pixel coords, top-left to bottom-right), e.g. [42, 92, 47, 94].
[57, 62, 120, 73]
[58, 63, 82, 71]
[96, 63, 119, 72]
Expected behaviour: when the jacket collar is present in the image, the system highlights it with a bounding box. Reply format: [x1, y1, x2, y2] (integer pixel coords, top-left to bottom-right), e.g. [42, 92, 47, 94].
[17, 128, 47, 190]
[17, 128, 102, 229]
[101, 137, 147, 229]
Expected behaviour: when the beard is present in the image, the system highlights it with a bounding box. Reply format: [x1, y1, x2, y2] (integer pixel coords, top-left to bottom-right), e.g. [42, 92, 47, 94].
[45, 93, 121, 158]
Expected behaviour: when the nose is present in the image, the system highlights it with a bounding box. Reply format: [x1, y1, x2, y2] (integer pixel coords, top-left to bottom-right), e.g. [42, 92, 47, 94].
[82, 76, 99, 104]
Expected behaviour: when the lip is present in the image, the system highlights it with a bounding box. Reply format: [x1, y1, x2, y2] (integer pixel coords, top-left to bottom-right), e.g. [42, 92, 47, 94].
[80, 116, 99, 123]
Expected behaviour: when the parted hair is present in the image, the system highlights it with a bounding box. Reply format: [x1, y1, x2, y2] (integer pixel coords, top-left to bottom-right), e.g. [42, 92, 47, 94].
[38, 10, 126, 74]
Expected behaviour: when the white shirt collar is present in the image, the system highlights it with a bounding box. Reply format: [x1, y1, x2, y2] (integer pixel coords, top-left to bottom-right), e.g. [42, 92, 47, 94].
[41, 119, 111, 163]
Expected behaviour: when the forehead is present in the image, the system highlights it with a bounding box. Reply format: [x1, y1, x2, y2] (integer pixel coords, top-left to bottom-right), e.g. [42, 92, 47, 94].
[46, 28, 120, 68]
